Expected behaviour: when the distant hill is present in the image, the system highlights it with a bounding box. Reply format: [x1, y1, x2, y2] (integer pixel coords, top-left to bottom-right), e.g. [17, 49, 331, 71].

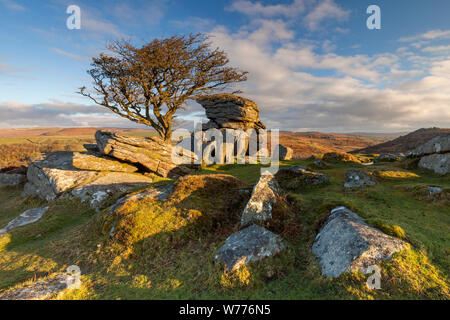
[351, 128, 450, 155]
[0, 127, 156, 138]
[280, 131, 390, 159]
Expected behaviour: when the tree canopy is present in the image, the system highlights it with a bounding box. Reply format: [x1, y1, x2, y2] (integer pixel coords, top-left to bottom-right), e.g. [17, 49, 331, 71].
[80, 33, 248, 141]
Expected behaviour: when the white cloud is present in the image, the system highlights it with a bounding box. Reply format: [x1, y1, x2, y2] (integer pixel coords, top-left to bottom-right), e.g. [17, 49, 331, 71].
[303, 0, 350, 31]
[399, 29, 450, 42]
[226, 0, 306, 18]
[51, 48, 86, 61]
[206, 22, 450, 132]
[422, 45, 450, 53]
[0, 0, 25, 11]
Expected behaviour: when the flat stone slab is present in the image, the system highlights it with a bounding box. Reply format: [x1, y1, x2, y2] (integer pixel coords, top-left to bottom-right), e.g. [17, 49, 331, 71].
[0, 207, 49, 236]
[71, 172, 154, 209]
[312, 206, 407, 278]
[72, 152, 139, 173]
[0, 275, 68, 300]
[241, 171, 280, 227]
[344, 169, 377, 188]
[214, 224, 286, 272]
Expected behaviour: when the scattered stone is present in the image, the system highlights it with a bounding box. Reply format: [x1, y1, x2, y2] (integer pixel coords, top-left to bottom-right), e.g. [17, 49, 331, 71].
[72, 152, 139, 173]
[313, 158, 328, 169]
[95, 130, 196, 178]
[418, 153, 450, 175]
[0, 173, 26, 187]
[196, 93, 266, 131]
[275, 166, 329, 191]
[241, 171, 280, 227]
[374, 154, 404, 163]
[428, 186, 442, 196]
[214, 224, 286, 272]
[0, 274, 68, 300]
[312, 206, 407, 278]
[344, 169, 377, 188]
[322, 152, 361, 164]
[274, 144, 293, 160]
[0, 207, 49, 236]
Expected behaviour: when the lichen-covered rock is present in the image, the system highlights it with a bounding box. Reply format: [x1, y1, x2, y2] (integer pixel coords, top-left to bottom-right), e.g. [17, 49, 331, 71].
[26, 152, 101, 201]
[344, 169, 377, 188]
[95, 130, 196, 178]
[408, 134, 450, 157]
[275, 166, 329, 191]
[0, 207, 49, 236]
[241, 171, 280, 227]
[0, 173, 26, 187]
[72, 152, 139, 173]
[418, 153, 449, 175]
[312, 206, 407, 278]
[0, 274, 68, 300]
[214, 224, 286, 272]
[322, 152, 361, 164]
[196, 93, 266, 131]
[103, 184, 175, 237]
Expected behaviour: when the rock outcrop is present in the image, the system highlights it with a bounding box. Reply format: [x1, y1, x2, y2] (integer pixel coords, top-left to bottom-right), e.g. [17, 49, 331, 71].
[344, 169, 377, 188]
[0, 173, 26, 187]
[312, 206, 407, 278]
[275, 166, 329, 191]
[0, 207, 49, 236]
[407, 134, 450, 175]
[214, 224, 286, 272]
[95, 131, 195, 178]
[0, 274, 68, 300]
[22, 151, 153, 208]
[196, 93, 266, 131]
[241, 171, 280, 227]
[72, 152, 138, 173]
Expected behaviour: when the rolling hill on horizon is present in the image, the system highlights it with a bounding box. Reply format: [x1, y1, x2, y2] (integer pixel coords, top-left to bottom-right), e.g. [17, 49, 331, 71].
[352, 128, 450, 155]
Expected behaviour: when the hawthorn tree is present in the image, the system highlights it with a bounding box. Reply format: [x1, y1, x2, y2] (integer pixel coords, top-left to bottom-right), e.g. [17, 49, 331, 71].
[80, 33, 248, 142]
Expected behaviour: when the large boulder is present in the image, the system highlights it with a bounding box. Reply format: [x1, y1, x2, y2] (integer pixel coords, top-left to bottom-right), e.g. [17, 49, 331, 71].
[241, 171, 280, 227]
[418, 153, 450, 175]
[344, 169, 377, 188]
[72, 152, 138, 173]
[275, 166, 329, 191]
[95, 131, 195, 178]
[24, 152, 101, 201]
[196, 93, 266, 131]
[273, 144, 293, 160]
[0, 173, 26, 187]
[312, 207, 407, 278]
[408, 134, 450, 157]
[214, 224, 286, 272]
[0, 207, 49, 236]
[22, 151, 154, 206]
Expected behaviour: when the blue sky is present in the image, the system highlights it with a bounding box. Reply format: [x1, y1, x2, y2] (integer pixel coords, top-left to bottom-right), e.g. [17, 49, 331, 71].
[0, 0, 449, 132]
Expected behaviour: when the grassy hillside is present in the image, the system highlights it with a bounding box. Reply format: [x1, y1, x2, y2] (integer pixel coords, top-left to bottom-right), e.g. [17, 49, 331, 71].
[353, 128, 450, 155]
[0, 158, 448, 300]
